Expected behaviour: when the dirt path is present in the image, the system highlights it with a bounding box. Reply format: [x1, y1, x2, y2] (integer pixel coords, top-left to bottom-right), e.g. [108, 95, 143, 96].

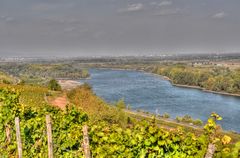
[46, 79, 81, 109]
[48, 93, 68, 110]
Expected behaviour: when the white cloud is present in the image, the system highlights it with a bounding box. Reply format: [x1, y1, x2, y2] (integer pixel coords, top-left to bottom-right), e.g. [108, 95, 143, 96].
[212, 12, 227, 19]
[158, 1, 172, 7]
[127, 3, 144, 11]
[118, 3, 144, 13]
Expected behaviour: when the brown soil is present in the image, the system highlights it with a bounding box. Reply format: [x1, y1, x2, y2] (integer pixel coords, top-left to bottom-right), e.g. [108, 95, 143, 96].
[49, 94, 68, 110]
[47, 79, 81, 110]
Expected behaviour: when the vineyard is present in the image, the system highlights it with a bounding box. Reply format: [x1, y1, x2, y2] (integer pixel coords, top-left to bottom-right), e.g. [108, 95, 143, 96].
[0, 85, 240, 157]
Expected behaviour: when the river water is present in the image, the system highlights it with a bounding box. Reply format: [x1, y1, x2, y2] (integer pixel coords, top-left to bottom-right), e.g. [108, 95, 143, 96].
[80, 69, 240, 132]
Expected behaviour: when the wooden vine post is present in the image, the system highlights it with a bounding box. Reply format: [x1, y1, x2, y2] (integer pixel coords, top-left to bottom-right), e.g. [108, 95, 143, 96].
[46, 115, 54, 158]
[205, 143, 216, 158]
[15, 117, 22, 158]
[5, 124, 11, 144]
[82, 125, 91, 158]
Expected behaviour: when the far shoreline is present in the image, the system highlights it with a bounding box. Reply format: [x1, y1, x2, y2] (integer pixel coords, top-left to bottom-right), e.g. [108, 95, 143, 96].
[172, 83, 240, 97]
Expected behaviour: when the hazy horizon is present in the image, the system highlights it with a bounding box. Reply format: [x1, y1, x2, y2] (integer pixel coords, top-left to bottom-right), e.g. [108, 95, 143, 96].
[1, 0, 240, 57]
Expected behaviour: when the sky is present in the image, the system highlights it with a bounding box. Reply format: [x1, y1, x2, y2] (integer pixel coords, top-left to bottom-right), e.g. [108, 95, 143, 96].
[0, 0, 240, 57]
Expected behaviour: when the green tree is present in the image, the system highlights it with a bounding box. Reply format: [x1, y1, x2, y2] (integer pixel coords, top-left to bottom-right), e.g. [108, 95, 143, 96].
[48, 79, 61, 91]
[116, 98, 126, 109]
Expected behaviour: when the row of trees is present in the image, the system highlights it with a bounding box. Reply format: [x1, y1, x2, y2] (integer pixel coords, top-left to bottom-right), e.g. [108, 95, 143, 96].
[151, 65, 240, 94]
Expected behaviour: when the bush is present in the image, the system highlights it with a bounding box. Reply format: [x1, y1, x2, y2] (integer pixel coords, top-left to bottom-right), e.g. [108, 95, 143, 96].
[182, 115, 192, 123]
[176, 115, 203, 126]
[116, 98, 126, 109]
[176, 116, 182, 122]
[163, 113, 170, 118]
[2, 79, 11, 84]
[194, 119, 203, 126]
[48, 79, 61, 91]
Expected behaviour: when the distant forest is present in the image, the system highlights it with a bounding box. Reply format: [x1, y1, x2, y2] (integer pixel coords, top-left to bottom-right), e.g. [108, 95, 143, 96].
[0, 63, 89, 85]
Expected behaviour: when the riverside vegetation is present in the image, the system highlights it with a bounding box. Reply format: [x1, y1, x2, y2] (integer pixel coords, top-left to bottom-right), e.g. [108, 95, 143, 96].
[150, 65, 240, 95]
[0, 82, 240, 157]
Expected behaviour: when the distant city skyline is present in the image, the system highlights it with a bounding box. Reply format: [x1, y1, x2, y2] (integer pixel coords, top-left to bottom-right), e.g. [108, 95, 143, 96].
[0, 0, 240, 56]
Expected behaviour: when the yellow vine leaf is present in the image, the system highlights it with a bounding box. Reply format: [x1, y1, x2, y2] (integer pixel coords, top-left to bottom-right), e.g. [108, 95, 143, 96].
[221, 135, 231, 145]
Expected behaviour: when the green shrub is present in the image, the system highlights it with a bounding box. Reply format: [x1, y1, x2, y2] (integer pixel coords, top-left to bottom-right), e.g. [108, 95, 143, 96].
[194, 119, 203, 126]
[48, 79, 61, 91]
[163, 113, 170, 118]
[176, 116, 182, 122]
[115, 98, 126, 109]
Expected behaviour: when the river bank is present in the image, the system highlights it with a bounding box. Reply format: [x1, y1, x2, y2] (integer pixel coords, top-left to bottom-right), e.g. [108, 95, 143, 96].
[149, 73, 240, 97]
[58, 79, 82, 90]
[172, 83, 240, 97]
[92, 67, 240, 98]
[144, 71, 240, 97]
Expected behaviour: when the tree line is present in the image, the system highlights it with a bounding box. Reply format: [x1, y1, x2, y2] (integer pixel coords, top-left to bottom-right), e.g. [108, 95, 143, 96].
[150, 65, 240, 94]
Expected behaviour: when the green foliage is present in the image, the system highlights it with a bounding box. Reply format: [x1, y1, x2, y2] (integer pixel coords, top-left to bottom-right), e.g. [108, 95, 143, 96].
[194, 119, 203, 126]
[48, 79, 61, 91]
[0, 63, 90, 86]
[176, 115, 203, 126]
[81, 69, 90, 78]
[0, 88, 88, 157]
[115, 98, 126, 109]
[163, 113, 170, 118]
[89, 121, 208, 157]
[204, 113, 221, 136]
[152, 65, 240, 94]
[0, 83, 49, 110]
[67, 85, 128, 126]
[1, 86, 240, 157]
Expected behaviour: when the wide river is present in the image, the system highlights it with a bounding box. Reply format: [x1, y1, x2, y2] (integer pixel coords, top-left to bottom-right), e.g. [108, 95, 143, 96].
[80, 69, 240, 132]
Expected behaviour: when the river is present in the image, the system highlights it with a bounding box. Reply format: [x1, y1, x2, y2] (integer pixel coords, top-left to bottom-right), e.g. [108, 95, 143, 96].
[80, 69, 240, 132]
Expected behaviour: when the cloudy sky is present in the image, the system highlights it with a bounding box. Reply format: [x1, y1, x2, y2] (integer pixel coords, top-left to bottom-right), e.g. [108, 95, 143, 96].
[0, 0, 240, 56]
